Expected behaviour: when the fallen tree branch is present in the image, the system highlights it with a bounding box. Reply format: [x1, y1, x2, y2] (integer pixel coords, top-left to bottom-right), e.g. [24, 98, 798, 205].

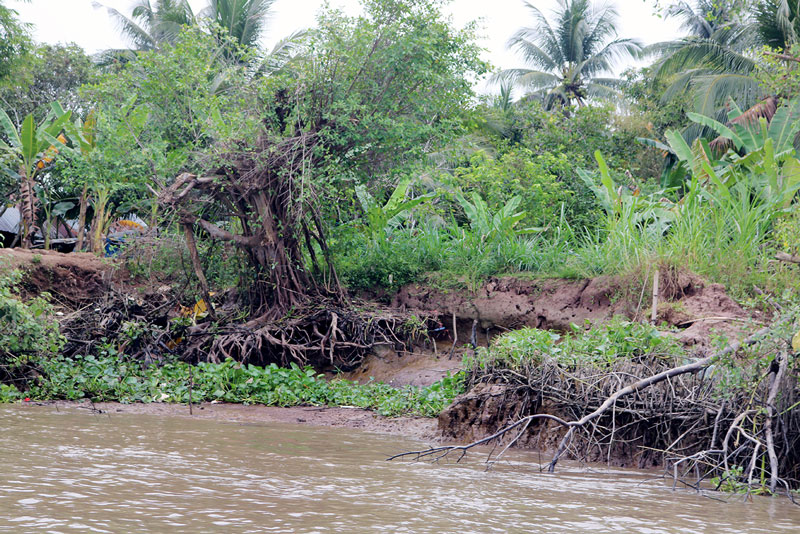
[387, 414, 571, 463]
[765, 351, 788, 493]
[776, 251, 800, 264]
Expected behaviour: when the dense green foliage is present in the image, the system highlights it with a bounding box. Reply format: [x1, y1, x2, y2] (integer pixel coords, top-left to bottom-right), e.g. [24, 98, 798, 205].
[465, 317, 685, 371]
[16, 355, 464, 417]
[0, 268, 63, 366]
[0, 1, 31, 82]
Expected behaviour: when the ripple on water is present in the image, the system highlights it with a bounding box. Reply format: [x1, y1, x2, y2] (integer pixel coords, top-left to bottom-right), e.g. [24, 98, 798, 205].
[1, 405, 800, 533]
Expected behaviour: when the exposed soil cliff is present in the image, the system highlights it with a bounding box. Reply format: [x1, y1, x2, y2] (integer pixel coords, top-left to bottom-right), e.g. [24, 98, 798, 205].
[394, 270, 752, 353]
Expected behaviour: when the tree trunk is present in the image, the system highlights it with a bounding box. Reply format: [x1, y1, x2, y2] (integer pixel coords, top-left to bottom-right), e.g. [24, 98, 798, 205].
[182, 222, 217, 321]
[92, 200, 105, 255]
[18, 170, 37, 249]
[76, 183, 88, 252]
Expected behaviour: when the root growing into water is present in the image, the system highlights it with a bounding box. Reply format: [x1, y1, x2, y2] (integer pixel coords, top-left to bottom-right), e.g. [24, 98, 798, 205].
[390, 315, 800, 500]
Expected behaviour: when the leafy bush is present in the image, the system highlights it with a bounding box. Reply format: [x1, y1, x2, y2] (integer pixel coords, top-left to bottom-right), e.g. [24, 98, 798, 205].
[450, 148, 571, 229]
[466, 317, 684, 371]
[0, 268, 64, 365]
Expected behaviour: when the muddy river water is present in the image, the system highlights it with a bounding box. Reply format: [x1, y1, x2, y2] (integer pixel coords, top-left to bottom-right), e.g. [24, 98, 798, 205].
[1, 405, 799, 533]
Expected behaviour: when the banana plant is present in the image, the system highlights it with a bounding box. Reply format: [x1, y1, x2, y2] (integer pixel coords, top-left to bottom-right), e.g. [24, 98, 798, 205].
[578, 151, 675, 236]
[67, 110, 98, 251]
[454, 191, 539, 243]
[355, 179, 436, 239]
[663, 98, 800, 205]
[0, 102, 72, 247]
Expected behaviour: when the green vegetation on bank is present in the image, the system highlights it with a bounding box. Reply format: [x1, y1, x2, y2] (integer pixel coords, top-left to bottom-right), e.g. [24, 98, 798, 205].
[3, 355, 464, 418]
[0, 267, 463, 416]
[465, 317, 686, 372]
[2, 0, 800, 419]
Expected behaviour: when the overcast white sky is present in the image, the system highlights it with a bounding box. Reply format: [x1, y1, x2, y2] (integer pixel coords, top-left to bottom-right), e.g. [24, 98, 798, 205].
[8, 0, 682, 92]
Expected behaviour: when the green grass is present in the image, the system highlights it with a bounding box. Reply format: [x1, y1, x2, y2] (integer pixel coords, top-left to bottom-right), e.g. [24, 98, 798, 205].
[332, 173, 800, 301]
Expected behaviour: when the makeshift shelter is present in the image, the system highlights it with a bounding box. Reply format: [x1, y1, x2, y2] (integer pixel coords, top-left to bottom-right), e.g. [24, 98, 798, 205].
[0, 207, 20, 248]
[0, 206, 78, 251]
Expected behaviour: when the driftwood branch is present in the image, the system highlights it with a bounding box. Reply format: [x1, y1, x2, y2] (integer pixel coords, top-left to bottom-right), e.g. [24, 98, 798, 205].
[765, 51, 800, 64]
[765, 351, 788, 493]
[776, 251, 800, 264]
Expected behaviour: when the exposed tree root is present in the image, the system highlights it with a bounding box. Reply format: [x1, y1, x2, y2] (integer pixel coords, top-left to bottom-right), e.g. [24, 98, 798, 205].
[58, 281, 433, 371]
[390, 315, 800, 498]
[194, 300, 430, 369]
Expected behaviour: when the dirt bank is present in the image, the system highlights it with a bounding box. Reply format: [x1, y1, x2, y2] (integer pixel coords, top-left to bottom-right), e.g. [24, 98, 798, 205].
[33, 400, 439, 441]
[5, 249, 769, 471]
[339, 344, 461, 387]
[0, 248, 125, 308]
[395, 270, 753, 353]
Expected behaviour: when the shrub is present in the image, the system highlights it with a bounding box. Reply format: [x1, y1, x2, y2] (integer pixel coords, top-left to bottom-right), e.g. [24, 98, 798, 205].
[0, 268, 64, 366]
[467, 317, 684, 371]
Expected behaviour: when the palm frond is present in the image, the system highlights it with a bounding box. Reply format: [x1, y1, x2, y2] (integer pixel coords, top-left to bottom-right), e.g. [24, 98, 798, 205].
[202, 0, 276, 48]
[582, 37, 642, 76]
[519, 1, 565, 66]
[506, 30, 559, 72]
[650, 38, 757, 80]
[584, 81, 621, 100]
[589, 76, 623, 88]
[491, 68, 560, 92]
[666, 1, 715, 38]
[94, 2, 157, 50]
[256, 29, 309, 75]
[692, 73, 764, 117]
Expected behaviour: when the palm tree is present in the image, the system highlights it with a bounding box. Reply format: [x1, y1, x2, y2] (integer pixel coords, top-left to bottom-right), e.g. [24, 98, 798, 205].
[200, 0, 275, 49]
[646, 1, 760, 116]
[495, 0, 641, 110]
[755, 0, 800, 49]
[95, 0, 196, 51]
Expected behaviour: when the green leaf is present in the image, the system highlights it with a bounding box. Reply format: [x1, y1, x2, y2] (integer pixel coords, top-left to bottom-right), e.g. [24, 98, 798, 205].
[665, 130, 694, 165]
[20, 114, 36, 168]
[594, 151, 618, 205]
[40, 110, 72, 147]
[686, 111, 743, 150]
[763, 137, 779, 193]
[767, 98, 800, 153]
[0, 109, 20, 148]
[636, 136, 674, 154]
[49, 101, 68, 118]
[382, 179, 411, 215]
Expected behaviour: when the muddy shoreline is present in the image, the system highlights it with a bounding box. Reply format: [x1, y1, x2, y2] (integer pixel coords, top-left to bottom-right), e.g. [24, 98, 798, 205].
[30, 400, 441, 441]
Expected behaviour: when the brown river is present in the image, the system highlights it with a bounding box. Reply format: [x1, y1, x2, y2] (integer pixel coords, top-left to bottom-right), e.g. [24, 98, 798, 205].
[1, 405, 800, 533]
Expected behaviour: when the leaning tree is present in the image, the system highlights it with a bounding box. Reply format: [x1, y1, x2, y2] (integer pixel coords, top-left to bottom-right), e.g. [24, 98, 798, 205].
[153, 0, 487, 367]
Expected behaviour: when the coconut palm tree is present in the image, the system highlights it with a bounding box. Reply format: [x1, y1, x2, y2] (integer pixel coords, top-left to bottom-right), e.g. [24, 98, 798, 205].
[95, 0, 196, 51]
[646, 1, 760, 116]
[200, 0, 275, 49]
[495, 0, 641, 110]
[755, 0, 800, 49]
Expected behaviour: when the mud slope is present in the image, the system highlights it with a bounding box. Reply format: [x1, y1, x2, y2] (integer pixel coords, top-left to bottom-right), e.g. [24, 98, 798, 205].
[395, 272, 749, 352]
[0, 248, 116, 307]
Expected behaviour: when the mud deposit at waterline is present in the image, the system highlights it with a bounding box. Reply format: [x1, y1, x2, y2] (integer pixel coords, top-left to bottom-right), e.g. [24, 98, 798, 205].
[1, 405, 800, 533]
